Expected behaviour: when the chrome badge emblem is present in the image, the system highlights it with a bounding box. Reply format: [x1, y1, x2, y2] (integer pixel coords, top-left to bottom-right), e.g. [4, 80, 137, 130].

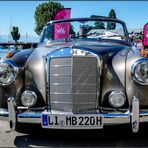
[72, 49, 86, 56]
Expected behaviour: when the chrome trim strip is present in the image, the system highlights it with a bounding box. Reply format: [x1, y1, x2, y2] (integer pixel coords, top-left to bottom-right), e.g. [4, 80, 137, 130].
[131, 96, 139, 133]
[8, 97, 16, 131]
[50, 101, 97, 104]
[50, 65, 71, 67]
[93, 54, 102, 112]
[17, 112, 42, 124]
[0, 108, 8, 121]
[50, 83, 97, 86]
[50, 74, 97, 76]
[140, 112, 148, 122]
[50, 65, 97, 67]
[103, 113, 130, 125]
[16, 110, 131, 125]
[17, 111, 131, 125]
[71, 50, 73, 111]
[50, 92, 97, 95]
[43, 55, 50, 110]
[0, 109, 134, 124]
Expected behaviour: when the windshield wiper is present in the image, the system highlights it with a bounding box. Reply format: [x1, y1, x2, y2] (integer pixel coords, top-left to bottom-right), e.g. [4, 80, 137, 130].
[64, 35, 76, 42]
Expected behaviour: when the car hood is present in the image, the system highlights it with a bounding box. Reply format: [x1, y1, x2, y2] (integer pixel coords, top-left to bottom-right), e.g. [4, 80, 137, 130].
[40, 40, 129, 56]
[73, 40, 128, 55]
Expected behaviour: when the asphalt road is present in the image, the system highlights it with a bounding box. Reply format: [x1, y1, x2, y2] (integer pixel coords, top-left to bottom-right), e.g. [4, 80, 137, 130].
[1, 120, 148, 147]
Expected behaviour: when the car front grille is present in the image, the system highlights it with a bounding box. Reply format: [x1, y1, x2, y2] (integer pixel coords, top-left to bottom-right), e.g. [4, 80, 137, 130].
[49, 56, 100, 113]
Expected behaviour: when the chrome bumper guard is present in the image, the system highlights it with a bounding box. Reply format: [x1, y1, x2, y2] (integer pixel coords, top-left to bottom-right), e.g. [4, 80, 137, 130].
[0, 96, 147, 133]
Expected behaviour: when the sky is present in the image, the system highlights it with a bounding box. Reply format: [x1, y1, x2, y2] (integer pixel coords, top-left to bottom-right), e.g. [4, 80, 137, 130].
[0, 1, 148, 37]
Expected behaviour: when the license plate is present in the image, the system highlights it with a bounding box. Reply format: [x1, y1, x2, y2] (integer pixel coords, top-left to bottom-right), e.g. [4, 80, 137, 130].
[42, 114, 103, 129]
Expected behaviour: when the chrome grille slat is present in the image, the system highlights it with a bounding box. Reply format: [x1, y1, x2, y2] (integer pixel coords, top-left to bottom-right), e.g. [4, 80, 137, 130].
[49, 56, 99, 113]
[50, 83, 97, 86]
[50, 93, 97, 95]
[50, 74, 97, 76]
[50, 65, 96, 67]
[50, 101, 96, 104]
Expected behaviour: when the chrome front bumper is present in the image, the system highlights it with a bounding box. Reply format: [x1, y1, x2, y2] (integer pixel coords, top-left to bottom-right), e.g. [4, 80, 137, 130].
[0, 96, 148, 133]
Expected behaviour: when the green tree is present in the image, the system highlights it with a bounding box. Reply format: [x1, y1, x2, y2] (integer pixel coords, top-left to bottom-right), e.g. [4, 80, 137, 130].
[70, 24, 76, 36]
[11, 26, 20, 43]
[94, 22, 105, 29]
[34, 2, 64, 35]
[91, 15, 105, 29]
[107, 9, 117, 30]
[87, 25, 95, 32]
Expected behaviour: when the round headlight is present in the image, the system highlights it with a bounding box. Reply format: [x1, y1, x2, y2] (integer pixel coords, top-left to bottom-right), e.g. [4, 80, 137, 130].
[20, 90, 37, 107]
[0, 61, 18, 85]
[109, 91, 126, 108]
[132, 59, 148, 85]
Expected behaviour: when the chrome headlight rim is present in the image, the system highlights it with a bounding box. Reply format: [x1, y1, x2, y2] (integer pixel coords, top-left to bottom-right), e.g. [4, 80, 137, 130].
[109, 91, 126, 108]
[131, 59, 148, 85]
[20, 90, 37, 108]
[0, 61, 18, 86]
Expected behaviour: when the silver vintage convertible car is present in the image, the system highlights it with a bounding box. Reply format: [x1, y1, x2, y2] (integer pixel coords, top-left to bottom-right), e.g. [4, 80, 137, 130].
[0, 17, 148, 133]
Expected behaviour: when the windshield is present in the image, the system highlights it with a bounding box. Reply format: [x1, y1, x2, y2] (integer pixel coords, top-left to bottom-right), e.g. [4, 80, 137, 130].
[40, 19, 128, 44]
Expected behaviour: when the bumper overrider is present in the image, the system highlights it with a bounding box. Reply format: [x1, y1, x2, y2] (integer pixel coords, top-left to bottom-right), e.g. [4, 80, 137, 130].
[0, 96, 148, 133]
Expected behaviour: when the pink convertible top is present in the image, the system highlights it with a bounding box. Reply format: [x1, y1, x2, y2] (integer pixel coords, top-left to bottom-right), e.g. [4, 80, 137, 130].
[143, 23, 148, 47]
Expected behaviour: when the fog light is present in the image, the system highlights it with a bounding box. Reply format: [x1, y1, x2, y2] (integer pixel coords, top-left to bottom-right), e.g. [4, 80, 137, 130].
[20, 90, 37, 107]
[109, 91, 126, 108]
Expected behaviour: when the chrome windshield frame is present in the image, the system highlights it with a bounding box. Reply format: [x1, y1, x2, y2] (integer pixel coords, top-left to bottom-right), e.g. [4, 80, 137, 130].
[39, 17, 131, 46]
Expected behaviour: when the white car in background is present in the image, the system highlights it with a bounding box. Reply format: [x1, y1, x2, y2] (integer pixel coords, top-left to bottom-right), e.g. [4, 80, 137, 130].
[88, 30, 123, 40]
